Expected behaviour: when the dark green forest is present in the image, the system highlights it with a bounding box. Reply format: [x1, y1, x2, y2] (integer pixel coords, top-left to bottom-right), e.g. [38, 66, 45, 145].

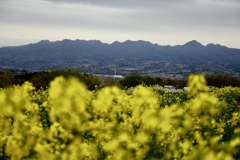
[1, 69, 240, 90]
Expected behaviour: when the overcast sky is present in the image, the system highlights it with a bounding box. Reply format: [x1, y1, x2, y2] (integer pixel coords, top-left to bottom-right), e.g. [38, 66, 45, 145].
[0, 0, 240, 48]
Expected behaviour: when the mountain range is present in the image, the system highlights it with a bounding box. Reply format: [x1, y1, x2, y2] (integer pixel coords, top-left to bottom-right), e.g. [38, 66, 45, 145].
[0, 39, 240, 79]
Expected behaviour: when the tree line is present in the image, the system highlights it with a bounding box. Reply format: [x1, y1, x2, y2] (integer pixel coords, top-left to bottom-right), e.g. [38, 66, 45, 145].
[0, 69, 240, 90]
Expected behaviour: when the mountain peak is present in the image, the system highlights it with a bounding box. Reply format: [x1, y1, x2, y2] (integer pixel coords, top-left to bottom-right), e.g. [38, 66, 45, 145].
[183, 40, 204, 48]
[38, 40, 51, 44]
[88, 40, 103, 44]
[0, 39, 239, 78]
[206, 43, 225, 47]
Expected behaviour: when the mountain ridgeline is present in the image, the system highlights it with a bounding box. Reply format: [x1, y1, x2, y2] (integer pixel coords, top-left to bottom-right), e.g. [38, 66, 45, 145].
[0, 39, 240, 78]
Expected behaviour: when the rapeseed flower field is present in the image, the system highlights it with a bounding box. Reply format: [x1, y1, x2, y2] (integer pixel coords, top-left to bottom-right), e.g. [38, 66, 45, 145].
[0, 74, 239, 159]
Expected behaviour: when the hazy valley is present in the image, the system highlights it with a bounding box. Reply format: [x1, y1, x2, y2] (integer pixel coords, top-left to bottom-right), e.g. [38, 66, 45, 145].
[0, 39, 240, 79]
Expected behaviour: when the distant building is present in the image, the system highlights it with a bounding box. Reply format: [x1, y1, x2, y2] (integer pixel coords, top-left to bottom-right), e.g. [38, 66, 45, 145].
[164, 85, 175, 89]
[168, 89, 182, 93]
[164, 85, 182, 92]
[112, 68, 124, 79]
[112, 75, 124, 78]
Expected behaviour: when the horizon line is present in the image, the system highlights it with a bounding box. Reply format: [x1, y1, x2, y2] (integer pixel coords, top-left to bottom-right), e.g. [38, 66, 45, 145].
[0, 38, 239, 49]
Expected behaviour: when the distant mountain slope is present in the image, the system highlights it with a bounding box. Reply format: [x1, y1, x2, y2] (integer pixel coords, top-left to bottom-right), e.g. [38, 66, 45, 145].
[0, 39, 240, 78]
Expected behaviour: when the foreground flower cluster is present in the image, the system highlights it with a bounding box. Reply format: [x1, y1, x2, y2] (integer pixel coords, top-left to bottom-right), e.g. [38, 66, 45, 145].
[0, 74, 240, 160]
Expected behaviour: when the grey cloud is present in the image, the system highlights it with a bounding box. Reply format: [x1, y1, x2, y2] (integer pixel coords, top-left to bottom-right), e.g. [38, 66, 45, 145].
[43, 0, 192, 10]
[0, 0, 141, 30]
[2, 0, 239, 29]
[1, 0, 240, 48]
[44, 0, 240, 9]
